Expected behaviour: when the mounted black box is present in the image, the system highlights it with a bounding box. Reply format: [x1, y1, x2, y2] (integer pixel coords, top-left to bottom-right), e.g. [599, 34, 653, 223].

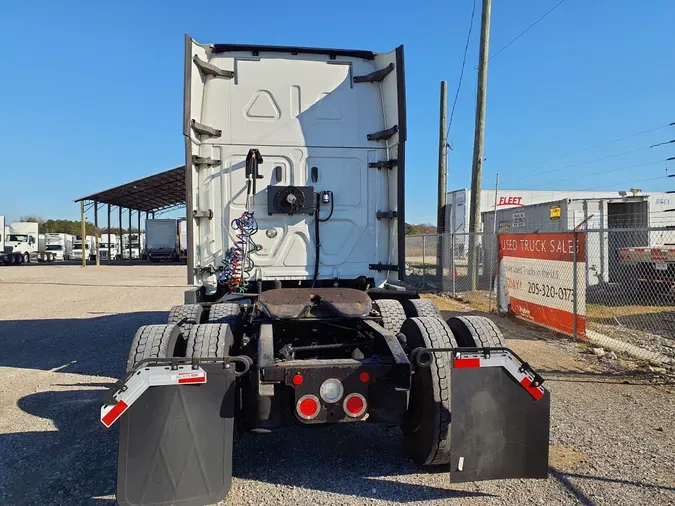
[267, 185, 315, 215]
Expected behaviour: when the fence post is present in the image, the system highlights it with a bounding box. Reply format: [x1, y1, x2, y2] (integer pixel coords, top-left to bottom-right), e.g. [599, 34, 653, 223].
[451, 232, 456, 297]
[422, 235, 426, 288]
[572, 231, 578, 339]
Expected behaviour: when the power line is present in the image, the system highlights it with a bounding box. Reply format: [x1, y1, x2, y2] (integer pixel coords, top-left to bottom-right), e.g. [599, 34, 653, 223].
[585, 174, 668, 192]
[519, 159, 666, 191]
[496, 121, 674, 178]
[503, 141, 672, 185]
[447, 0, 478, 137]
[487, 0, 569, 63]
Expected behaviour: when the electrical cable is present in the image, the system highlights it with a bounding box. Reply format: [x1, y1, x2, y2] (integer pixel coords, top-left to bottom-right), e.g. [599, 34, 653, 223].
[486, 0, 569, 64]
[506, 122, 674, 174]
[447, 0, 477, 137]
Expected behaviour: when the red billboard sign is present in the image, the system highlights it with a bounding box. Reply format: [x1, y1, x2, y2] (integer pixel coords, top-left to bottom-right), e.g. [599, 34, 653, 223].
[498, 233, 586, 337]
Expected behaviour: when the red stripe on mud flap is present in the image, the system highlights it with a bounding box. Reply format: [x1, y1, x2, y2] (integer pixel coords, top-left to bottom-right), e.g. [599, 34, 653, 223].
[520, 377, 544, 401]
[453, 358, 481, 368]
[178, 376, 206, 384]
[102, 400, 129, 427]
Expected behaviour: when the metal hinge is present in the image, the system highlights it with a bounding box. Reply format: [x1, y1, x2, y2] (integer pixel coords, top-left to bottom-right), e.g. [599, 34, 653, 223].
[369, 263, 399, 272]
[192, 155, 220, 168]
[354, 63, 394, 83]
[368, 125, 398, 142]
[193, 209, 213, 220]
[376, 211, 398, 220]
[191, 120, 222, 138]
[369, 159, 398, 170]
[192, 55, 234, 79]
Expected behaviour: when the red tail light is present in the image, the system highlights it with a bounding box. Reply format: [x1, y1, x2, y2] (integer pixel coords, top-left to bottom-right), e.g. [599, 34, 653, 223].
[296, 394, 320, 420]
[343, 393, 367, 418]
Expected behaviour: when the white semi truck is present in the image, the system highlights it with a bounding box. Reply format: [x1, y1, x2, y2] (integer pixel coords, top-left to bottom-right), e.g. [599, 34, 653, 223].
[101, 38, 550, 506]
[99, 234, 120, 261]
[145, 219, 177, 262]
[1, 219, 55, 264]
[44, 233, 74, 261]
[71, 235, 96, 262]
[178, 218, 188, 262]
[122, 232, 146, 260]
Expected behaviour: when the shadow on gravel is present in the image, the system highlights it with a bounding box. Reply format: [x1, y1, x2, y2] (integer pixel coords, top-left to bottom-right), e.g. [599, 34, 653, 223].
[232, 423, 493, 502]
[0, 312, 172, 505]
[0, 390, 117, 505]
[540, 369, 675, 387]
[0, 311, 167, 378]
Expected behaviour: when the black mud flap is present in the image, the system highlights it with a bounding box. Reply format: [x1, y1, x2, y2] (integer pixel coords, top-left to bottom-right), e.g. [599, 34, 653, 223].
[450, 367, 550, 483]
[117, 363, 236, 506]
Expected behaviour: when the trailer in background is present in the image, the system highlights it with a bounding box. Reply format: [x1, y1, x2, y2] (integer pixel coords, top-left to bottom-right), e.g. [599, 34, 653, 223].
[482, 195, 673, 286]
[72, 235, 96, 262]
[178, 219, 187, 263]
[146, 219, 177, 262]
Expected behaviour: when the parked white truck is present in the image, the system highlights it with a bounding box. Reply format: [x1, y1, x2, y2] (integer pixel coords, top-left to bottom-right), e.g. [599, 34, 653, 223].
[71, 235, 96, 262]
[178, 218, 187, 262]
[122, 232, 146, 260]
[44, 233, 74, 261]
[145, 219, 177, 262]
[99, 234, 120, 261]
[1, 219, 55, 264]
[100, 38, 551, 506]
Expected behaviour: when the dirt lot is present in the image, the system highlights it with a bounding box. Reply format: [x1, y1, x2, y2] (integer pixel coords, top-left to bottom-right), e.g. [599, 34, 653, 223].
[0, 265, 674, 505]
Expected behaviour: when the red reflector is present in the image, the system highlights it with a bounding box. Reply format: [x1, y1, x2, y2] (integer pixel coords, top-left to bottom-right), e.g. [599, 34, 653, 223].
[292, 374, 304, 385]
[102, 400, 128, 427]
[178, 375, 206, 384]
[453, 358, 480, 368]
[359, 372, 370, 383]
[296, 395, 320, 420]
[520, 377, 544, 401]
[343, 393, 367, 418]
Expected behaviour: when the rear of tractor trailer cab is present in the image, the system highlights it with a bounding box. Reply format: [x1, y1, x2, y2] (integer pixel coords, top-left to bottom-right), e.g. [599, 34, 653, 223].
[102, 36, 550, 506]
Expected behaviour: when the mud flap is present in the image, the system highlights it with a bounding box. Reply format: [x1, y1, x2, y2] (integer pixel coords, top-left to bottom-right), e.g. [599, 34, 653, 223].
[117, 363, 236, 506]
[450, 367, 550, 482]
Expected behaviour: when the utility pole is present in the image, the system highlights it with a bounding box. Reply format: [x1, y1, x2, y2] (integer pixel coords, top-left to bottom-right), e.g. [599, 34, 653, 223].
[468, 0, 492, 291]
[80, 201, 86, 268]
[437, 81, 448, 287]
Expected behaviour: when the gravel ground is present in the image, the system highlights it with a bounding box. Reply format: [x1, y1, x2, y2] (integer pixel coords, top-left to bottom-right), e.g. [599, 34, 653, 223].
[0, 264, 674, 506]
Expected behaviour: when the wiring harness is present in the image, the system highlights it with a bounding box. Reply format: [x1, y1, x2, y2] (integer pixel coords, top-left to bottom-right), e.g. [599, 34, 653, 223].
[219, 211, 259, 292]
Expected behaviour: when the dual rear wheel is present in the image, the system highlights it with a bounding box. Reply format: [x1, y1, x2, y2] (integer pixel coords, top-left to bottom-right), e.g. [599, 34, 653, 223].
[374, 298, 505, 466]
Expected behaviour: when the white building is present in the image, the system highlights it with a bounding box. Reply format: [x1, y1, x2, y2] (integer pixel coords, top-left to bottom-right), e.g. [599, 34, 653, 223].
[445, 189, 673, 233]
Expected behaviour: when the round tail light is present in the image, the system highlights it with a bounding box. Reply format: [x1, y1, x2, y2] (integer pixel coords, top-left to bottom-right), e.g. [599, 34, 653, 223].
[343, 393, 367, 418]
[319, 378, 344, 403]
[296, 394, 320, 420]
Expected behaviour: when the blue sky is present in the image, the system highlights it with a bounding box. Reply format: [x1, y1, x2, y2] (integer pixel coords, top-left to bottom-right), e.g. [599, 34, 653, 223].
[1, 0, 673, 224]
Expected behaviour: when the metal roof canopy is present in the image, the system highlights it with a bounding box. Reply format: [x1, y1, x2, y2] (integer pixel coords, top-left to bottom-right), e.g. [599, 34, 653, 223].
[75, 166, 186, 213]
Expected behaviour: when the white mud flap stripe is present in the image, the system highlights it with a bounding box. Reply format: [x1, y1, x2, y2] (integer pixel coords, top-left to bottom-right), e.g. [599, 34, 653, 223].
[100, 366, 207, 427]
[453, 351, 545, 401]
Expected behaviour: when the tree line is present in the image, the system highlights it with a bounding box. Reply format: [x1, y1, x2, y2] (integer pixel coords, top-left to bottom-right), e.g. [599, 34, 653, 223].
[18, 216, 143, 236]
[405, 223, 437, 235]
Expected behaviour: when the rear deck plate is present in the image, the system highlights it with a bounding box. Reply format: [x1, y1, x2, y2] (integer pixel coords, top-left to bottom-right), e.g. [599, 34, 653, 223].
[257, 287, 372, 319]
[117, 364, 236, 506]
[450, 367, 550, 483]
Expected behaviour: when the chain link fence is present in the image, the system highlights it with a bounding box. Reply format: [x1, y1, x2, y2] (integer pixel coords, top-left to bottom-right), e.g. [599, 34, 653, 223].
[406, 227, 675, 364]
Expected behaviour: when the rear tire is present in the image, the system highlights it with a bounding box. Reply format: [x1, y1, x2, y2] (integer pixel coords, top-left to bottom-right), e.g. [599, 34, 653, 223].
[446, 315, 506, 348]
[16, 254, 24, 265]
[208, 303, 242, 338]
[401, 316, 457, 466]
[373, 299, 407, 333]
[126, 324, 185, 372]
[402, 298, 442, 318]
[167, 304, 204, 334]
[186, 324, 234, 357]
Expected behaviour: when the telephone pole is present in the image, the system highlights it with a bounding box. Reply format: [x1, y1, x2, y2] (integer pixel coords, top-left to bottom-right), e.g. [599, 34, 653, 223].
[468, 0, 492, 290]
[437, 81, 448, 286]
